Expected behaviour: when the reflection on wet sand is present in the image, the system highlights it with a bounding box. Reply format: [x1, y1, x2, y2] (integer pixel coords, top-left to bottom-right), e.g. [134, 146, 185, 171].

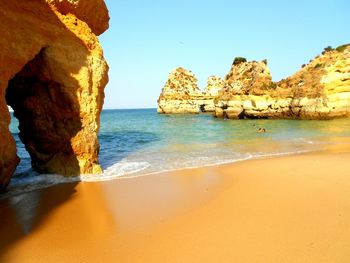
[0, 182, 116, 261]
[1, 151, 350, 262]
[0, 168, 228, 262]
[102, 167, 228, 230]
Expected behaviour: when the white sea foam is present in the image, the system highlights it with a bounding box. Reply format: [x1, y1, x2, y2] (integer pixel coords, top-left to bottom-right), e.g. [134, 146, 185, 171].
[106, 154, 254, 179]
[292, 137, 321, 145]
[1, 160, 151, 199]
[82, 160, 151, 182]
[0, 138, 334, 199]
[1, 154, 255, 199]
[2, 172, 80, 200]
[253, 149, 314, 159]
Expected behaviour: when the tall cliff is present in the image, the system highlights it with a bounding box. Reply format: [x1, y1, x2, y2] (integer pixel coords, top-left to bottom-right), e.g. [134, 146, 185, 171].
[0, 0, 109, 190]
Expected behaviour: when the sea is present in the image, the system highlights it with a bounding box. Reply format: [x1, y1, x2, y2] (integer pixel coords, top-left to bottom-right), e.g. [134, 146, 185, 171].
[3, 108, 350, 198]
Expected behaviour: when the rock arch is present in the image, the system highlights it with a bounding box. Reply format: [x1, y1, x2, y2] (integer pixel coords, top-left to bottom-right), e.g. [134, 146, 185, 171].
[6, 48, 83, 175]
[0, 0, 109, 190]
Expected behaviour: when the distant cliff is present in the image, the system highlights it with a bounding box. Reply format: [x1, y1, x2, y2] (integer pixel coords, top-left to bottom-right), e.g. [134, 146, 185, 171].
[214, 59, 274, 118]
[157, 68, 220, 113]
[157, 45, 350, 119]
[0, 0, 109, 190]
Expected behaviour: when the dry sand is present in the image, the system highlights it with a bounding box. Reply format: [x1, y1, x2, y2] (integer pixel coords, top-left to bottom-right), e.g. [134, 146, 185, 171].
[1, 152, 350, 262]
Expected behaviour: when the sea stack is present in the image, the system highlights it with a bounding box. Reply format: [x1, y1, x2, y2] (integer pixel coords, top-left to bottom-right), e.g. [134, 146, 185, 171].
[214, 58, 275, 119]
[0, 0, 109, 190]
[157, 67, 216, 113]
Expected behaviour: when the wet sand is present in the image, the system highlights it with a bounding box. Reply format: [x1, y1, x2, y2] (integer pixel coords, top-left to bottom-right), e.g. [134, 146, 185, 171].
[1, 152, 350, 262]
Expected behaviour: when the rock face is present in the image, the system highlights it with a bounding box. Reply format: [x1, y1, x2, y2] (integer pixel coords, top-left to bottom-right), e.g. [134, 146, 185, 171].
[205, 76, 225, 97]
[277, 45, 350, 119]
[0, 0, 109, 190]
[47, 0, 109, 35]
[214, 60, 275, 118]
[214, 45, 350, 119]
[158, 45, 350, 119]
[157, 67, 212, 113]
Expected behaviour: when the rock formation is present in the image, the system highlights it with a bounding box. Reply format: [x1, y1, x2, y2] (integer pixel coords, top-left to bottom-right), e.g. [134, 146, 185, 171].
[214, 45, 350, 119]
[276, 45, 350, 119]
[158, 45, 350, 119]
[214, 59, 275, 118]
[205, 76, 225, 97]
[157, 67, 214, 113]
[46, 0, 109, 35]
[0, 0, 109, 190]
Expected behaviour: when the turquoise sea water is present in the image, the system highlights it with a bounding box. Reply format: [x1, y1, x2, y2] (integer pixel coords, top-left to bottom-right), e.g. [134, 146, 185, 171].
[5, 108, 350, 197]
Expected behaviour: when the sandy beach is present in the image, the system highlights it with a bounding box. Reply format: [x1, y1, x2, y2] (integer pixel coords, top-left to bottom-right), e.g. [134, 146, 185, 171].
[1, 1, 350, 263]
[1, 151, 350, 262]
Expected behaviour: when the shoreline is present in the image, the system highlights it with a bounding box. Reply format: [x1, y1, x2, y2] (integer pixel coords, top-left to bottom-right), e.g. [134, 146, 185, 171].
[1, 150, 350, 262]
[3, 136, 350, 200]
[0, 149, 324, 200]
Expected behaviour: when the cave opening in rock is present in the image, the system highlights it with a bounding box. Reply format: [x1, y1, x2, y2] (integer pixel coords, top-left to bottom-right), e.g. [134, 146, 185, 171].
[238, 110, 245, 119]
[5, 48, 82, 176]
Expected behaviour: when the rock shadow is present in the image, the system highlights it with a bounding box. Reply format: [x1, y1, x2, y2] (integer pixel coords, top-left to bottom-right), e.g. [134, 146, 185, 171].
[6, 48, 82, 175]
[0, 0, 105, 260]
[0, 182, 78, 260]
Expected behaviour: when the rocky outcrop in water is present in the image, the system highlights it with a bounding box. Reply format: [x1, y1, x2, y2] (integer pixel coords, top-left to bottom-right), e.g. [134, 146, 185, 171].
[157, 67, 214, 113]
[0, 0, 109, 190]
[277, 45, 350, 119]
[158, 45, 350, 119]
[214, 59, 275, 118]
[215, 45, 350, 119]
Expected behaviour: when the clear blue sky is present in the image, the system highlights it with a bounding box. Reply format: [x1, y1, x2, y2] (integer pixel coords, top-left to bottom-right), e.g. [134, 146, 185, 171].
[99, 0, 350, 109]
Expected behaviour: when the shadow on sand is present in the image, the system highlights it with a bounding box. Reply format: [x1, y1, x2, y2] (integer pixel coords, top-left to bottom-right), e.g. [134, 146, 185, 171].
[1, 0, 97, 260]
[0, 182, 78, 259]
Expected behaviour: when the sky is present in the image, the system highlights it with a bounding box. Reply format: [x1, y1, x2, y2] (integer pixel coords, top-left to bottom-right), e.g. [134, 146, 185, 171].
[99, 0, 350, 109]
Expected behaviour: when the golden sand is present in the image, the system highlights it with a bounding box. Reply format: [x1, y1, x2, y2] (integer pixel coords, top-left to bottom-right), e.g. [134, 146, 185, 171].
[1, 152, 350, 262]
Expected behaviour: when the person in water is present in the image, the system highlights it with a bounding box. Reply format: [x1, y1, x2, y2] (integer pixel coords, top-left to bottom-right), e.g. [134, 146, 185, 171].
[257, 127, 266, 133]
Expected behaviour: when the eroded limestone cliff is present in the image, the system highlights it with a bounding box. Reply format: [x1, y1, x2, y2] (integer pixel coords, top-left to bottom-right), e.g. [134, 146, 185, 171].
[157, 67, 214, 113]
[158, 45, 350, 119]
[214, 59, 275, 118]
[277, 45, 350, 119]
[0, 0, 109, 190]
[205, 76, 225, 97]
[215, 45, 350, 119]
[157, 68, 223, 113]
